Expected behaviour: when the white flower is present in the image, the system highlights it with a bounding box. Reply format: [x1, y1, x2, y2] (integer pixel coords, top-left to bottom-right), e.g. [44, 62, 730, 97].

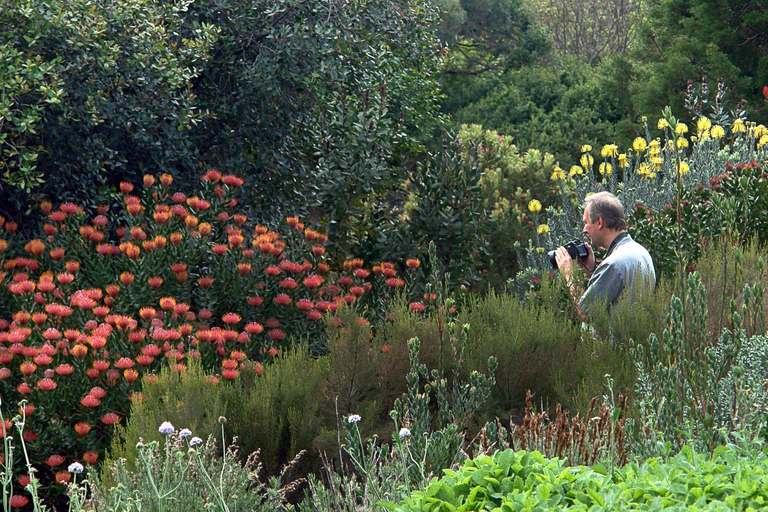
[189, 437, 203, 446]
[158, 421, 175, 435]
[347, 414, 362, 424]
[399, 427, 411, 438]
[179, 428, 192, 438]
[68, 462, 84, 474]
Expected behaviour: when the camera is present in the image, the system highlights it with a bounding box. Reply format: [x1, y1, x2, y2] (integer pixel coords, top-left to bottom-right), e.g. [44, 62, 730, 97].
[548, 240, 588, 269]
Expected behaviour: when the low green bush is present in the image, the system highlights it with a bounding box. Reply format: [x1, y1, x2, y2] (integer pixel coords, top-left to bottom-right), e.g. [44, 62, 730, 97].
[384, 443, 768, 511]
[459, 289, 581, 415]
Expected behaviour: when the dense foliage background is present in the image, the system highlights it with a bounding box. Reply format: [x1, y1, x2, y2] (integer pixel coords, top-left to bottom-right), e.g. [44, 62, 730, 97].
[4, 0, 768, 510]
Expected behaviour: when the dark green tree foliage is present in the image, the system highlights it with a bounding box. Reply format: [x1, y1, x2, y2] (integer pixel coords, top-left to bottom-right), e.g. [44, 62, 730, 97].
[0, 0, 218, 218]
[630, 0, 768, 125]
[450, 57, 632, 169]
[0, 0, 443, 230]
[437, 0, 549, 115]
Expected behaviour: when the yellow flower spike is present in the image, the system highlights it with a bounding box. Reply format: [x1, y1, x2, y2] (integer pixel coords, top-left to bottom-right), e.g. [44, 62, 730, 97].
[758, 134, 768, 148]
[527, 199, 542, 213]
[658, 118, 670, 129]
[675, 123, 688, 135]
[537, 224, 550, 234]
[599, 162, 612, 176]
[638, 163, 651, 178]
[550, 167, 565, 180]
[677, 138, 689, 149]
[581, 145, 592, 153]
[732, 119, 746, 134]
[632, 137, 647, 153]
[580, 154, 594, 168]
[569, 165, 583, 176]
[678, 161, 690, 175]
[651, 156, 664, 170]
[711, 126, 725, 139]
[618, 154, 629, 168]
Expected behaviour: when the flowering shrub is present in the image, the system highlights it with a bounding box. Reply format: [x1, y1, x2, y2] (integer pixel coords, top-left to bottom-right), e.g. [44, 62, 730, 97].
[0, 170, 425, 499]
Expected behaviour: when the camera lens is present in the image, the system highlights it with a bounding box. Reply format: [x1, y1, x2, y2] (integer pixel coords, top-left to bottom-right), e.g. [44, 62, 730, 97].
[547, 250, 558, 269]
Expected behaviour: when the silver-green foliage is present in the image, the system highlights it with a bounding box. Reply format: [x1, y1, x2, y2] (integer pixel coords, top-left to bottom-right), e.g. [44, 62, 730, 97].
[630, 271, 768, 458]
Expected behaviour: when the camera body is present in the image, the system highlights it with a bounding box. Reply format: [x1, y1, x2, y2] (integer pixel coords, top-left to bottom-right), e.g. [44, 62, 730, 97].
[548, 239, 588, 269]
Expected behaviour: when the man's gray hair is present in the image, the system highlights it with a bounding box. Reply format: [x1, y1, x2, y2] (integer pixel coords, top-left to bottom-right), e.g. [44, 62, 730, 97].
[585, 191, 626, 231]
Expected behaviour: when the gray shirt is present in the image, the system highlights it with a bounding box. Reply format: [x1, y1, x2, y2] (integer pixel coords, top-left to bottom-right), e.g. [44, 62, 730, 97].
[579, 233, 656, 311]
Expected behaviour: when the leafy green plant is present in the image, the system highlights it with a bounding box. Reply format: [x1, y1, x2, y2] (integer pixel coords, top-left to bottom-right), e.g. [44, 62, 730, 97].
[383, 442, 768, 511]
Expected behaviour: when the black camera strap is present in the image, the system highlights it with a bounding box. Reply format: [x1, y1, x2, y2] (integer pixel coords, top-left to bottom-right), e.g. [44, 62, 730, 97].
[602, 231, 628, 260]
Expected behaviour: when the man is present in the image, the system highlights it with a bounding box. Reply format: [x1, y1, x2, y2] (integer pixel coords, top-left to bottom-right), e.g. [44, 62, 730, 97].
[555, 191, 655, 317]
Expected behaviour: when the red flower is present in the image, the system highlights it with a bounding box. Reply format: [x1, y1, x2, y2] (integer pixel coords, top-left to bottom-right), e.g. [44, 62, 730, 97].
[37, 378, 57, 391]
[409, 302, 426, 312]
[55, 471, 72, 484]
[306, 309, 322, 321]
[267, 329, 286, 341]
[80, 395, 101, 408]
[222, 312, 241, 325]
[274, 294, 292, 305]
[55, 363, 74, 376]
[245, 322, 264, 334]
[75, 422, 91, 436]
[101, 413, 121, 425]
[83, 451, 99, 465]
[763, 85, 768, 99]
[10, 495, 29, 508]
[45, 454, 66, 467]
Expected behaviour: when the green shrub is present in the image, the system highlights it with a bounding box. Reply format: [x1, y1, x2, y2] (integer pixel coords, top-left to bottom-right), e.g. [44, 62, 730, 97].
[630, 272, 768, 458]
[383, 443, 768, 511]
[459, 289, 581, 415]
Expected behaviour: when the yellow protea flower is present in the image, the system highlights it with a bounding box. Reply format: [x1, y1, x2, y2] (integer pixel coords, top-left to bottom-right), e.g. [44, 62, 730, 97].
[599, 163, 612, 176]
[632, 137, 647, 153]
[651, 156, 664, 170]
[581, 144, 592, 153]
[757, 124, 768, 138]
[759, 134, 768, 148]
[537, 224, 550, 234]
[550, 167, 565, 180]
[696, 117, 711, 135]
[638, 163, 652, 178]
[676, 137, 689, 149]
[658, 118, 670, 129]
[569, 165, 583, 176]
[675, 123, 688, 135]
[528, 199, 542, 213]
[678, 161, 690, 175]
[711, 125, 725, 139]
[601, 144, 618, 158]
[580, 154, 594, 168]
[732, 119, 746, 133]
[618, 154, 629, 168]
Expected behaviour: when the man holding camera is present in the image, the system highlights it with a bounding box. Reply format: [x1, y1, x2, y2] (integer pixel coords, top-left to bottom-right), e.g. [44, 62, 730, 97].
[554, 191, 655, 318]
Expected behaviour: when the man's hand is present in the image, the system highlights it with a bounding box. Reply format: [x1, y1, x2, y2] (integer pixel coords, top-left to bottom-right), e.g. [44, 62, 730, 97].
[580, 243, 596, 276]
[555, 246, 574, 280]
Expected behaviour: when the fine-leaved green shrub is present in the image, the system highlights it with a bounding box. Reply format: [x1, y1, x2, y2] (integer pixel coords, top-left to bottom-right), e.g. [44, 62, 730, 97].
[459, 290, 581, 416]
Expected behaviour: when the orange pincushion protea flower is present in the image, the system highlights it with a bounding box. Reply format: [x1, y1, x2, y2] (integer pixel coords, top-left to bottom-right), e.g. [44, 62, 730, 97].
[159, 297, 176, 311]
[101, 413, 120, 425]
[55, 471, 71, 484]
[83, 450, 99, 465]
[222, 313, 241, 325]
[45, 454, 66, 467]
[74, 422, 91, 436]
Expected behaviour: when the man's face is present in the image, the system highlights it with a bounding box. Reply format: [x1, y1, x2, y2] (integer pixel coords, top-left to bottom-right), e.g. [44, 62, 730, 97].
[582, 205, 602, 247]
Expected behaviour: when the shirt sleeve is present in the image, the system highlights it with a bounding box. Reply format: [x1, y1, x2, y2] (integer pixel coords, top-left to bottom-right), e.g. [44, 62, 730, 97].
[579, 261, 625, 311]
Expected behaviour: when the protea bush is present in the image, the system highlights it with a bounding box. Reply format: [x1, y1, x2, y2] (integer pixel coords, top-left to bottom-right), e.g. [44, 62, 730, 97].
[0, 170, 424, 500]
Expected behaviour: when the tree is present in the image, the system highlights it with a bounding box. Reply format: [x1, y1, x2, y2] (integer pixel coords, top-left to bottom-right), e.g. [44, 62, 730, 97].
[628, 0, 768, 125]
[530, 0, 645, 65]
